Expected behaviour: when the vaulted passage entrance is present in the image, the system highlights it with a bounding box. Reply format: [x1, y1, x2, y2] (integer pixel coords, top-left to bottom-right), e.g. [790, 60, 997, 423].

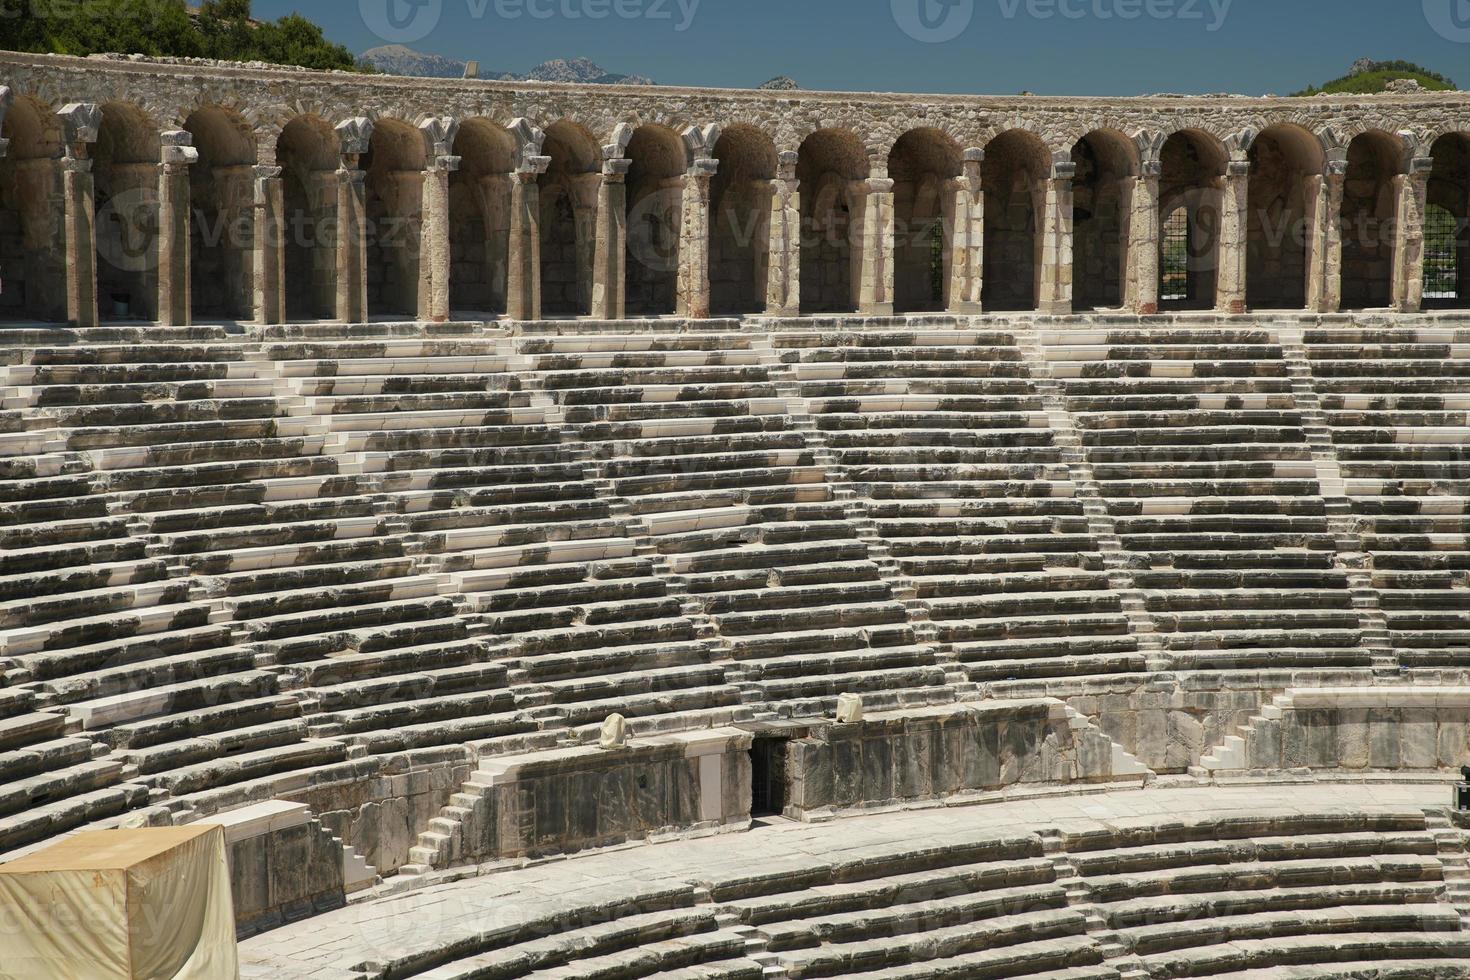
[625, 124, 684, 318]
[1071, 129, 1137, 311]
[185, 106, 255, 321]
[710, 125, 776, 317]
[1427, 133, 1470, 308]
[92, 103, 159, 322]
[539, 121, 599, 318]
[363, 118, 425, 319]
[1158, 129, 1226, 310]
[890, 128, 960, 314]
[450, 119, 515, 317]
[982, 129, 1049, 312]
[277, 115, 339, 321]
[0, 96, 64, 321]
[798, 128, 866, 314]
[1247, 125, 1323, 310]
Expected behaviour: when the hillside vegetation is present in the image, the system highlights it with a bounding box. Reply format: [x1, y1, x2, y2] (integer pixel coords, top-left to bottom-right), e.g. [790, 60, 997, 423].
[0, 0, 360, 71]
[1293, 60, 1455, 96]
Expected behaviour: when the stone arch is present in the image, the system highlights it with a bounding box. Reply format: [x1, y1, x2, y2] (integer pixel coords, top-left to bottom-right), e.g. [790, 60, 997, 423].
[362, 117, 425, 318]
[889, 127, 960, 314]
[709, 123, 777, 317]
[1071, 128, 1138, 311]
[797, 128, 866, 314]
[92, 101, 160, 321]
[539, 120, 599, 317]
[1159, 128, 1227, 310]
[276, 114, 338, 321]
[982, 128, 1050, 312]
[184, 105, 255, 321]
[1246, 123, 1324, 310]
[1341, 129, 1403, 310]
[450, 117, 516, 316]
[0, 95, 64, 321]
[624, 123, 684, 317]
[1427, 132, 1470, 306]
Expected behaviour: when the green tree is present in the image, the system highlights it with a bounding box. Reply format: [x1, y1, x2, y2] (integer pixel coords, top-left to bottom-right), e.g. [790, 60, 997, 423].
[0, 0, 360, 71]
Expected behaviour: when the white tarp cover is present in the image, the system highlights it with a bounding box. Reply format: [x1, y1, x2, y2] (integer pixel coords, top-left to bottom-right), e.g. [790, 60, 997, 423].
[0, 824, 238, 979]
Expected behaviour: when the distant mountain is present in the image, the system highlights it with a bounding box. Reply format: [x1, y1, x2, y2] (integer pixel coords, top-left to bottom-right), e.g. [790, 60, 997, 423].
[528, 57, 654, 86]
[758, 76, 800, 91]
[359, 46, 652, 84]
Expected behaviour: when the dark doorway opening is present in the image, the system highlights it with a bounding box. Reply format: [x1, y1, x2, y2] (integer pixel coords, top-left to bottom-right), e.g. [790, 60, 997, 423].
[749, 736, 789, 818]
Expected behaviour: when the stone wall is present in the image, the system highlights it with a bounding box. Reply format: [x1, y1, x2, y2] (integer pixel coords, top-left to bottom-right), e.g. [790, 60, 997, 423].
[780, 699, 1147, 819]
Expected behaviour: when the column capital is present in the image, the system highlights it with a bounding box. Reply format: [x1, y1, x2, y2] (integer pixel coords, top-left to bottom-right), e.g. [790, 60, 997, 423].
[1409, 156, 1434, 177]
[418, 115, 459, 159]
[602, 157, 632, 181]
[160, 130, 198, 170]
[253, 164, 283, 181]
[776, 150, 799, 181]
[1325, 159, 1348, 180]
[428, 154, 461, 174]
[58, 102, 102, 154]
[61, 156, 93, 174]
[1226, 160, 1250, 179]
[335, 117, 374, 156]
[1050, 161, 1077, 181]
[1140, 160, 1162, 179]
[866, 177, 895, 194]
[517, 155, 551, 179]
[687, 157, 718, 179]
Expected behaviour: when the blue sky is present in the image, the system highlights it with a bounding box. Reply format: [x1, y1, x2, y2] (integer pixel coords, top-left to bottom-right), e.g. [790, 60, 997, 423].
[259, 0, 1470, 96]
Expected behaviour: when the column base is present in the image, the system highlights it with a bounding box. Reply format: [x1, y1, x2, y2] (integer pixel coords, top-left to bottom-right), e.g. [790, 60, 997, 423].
[1218, 301, 1247, 315]
[858, 302, 895, 316]
[764, 305, 801, 318]
[947, 302, 983, 315]
[1038, 302, 1073, 316]
[1135, 302, 1158, 316]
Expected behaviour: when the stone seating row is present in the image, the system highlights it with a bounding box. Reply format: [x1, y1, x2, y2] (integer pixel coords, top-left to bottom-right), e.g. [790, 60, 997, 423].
[774, 330, 1145, 683]
[1305, 327, 1470, 666]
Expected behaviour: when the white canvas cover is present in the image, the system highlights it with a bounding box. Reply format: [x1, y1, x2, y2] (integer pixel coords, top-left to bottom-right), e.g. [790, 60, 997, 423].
[0, 824, 238, 979]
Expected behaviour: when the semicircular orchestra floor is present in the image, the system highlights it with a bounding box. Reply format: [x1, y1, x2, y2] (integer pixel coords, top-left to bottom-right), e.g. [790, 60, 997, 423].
[240, 781, 1470, 980]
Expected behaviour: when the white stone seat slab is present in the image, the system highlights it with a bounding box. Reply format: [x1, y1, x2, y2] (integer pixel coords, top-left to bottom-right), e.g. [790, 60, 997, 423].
[315, 407, 542, 433]
[442, 537, 636, 571]
[643, 507, 753, 538]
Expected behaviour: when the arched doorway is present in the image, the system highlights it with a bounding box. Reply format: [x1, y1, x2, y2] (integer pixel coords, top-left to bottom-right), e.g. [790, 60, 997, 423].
[539, 121, 599, 317]
[709, 124, 777, 316]
[624, 124, 684, 317]
[92, 103, 160, 321]
[982, 129, 1050, 311]
[184, 106, 255, 321]
[0, 97, 65, 321]
[362, 118, 425, 318]
[1247, 125, 1325, 310]
[450, 118, 515, 317]
[1158, 129, 1227, 310]
[889, 128, 960, 314]
[1426, 133, 1470, 307]
[797, 128, 866, 314]
[1071, 129, 1138, 311]
[276, 115, 338, 321]
[1340, 131, 1402, 311]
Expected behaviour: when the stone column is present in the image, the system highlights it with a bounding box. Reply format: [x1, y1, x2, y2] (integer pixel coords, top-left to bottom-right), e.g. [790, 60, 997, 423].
[1037, 161, 1075, 315]
[676, 158, 717, 319]
[1391, 156, 1432, 313]
[156, 130, 197, 327]
[58, 103, 101, 328]
[765, 150, 800, 317]
[857, 150, 894, 316]
[1127, 160, 1161, 314]
[417, 117, 459, 323]
[252, 132, 285, 325]
[334, 118, 372, 324]
[590, 156, 629, 319]
[507, 159, 549, 320]
[1306, 161, 1345, 313]
[1217, 160, 1250, 314]
[947, 148, 984, 315]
